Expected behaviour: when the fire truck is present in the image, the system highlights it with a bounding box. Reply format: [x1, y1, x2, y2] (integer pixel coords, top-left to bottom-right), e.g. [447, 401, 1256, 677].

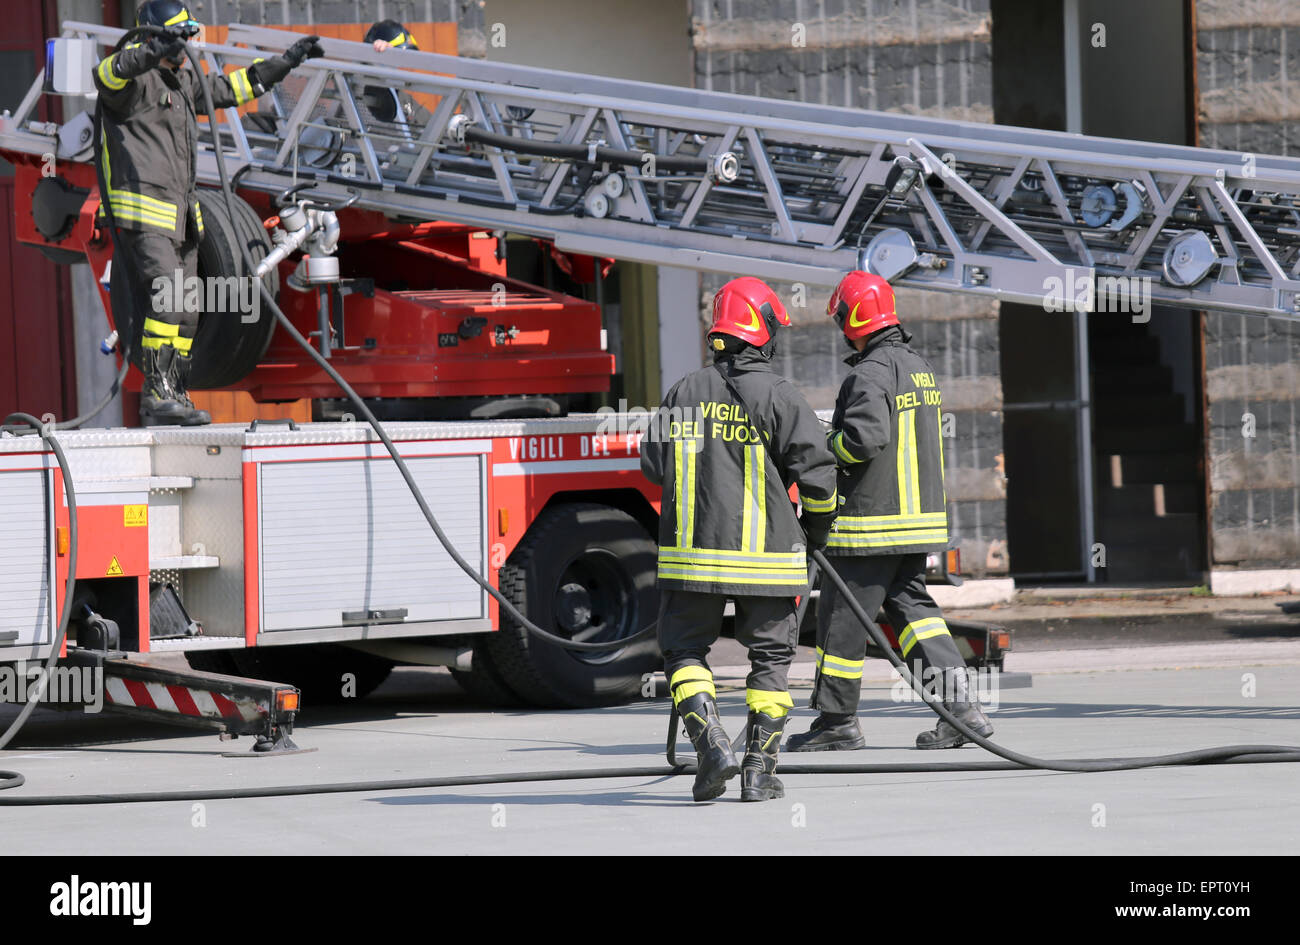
[7, 22, 1297, 741]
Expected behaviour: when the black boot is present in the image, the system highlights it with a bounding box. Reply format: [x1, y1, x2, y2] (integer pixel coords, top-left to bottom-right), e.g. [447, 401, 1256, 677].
[169, 349, 211, 426]
[677, 692, 739, 802]
[915, 668, 994, 749]
[740, 710, 787, 802]
[138, 347, 194, 427]
[785, 712, 866, 752]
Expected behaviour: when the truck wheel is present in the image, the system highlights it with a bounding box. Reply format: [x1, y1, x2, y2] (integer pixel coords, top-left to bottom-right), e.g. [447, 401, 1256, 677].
[484, 503, 661, 708]
[228, 644, 394, 705]
[449, 641, 525, 707]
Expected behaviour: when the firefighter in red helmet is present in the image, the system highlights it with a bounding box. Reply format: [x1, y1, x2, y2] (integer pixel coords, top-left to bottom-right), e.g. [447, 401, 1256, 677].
[786, 271, 994, 751]
[641, 276, 837, 802]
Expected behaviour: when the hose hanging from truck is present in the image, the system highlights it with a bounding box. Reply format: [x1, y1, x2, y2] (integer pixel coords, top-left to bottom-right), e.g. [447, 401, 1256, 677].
[6, 30, 1300, 804]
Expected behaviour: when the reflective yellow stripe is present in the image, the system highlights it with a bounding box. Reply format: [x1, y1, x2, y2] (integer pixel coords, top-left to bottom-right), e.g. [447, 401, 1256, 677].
[142, 318, 180, 338]
[815, 647, 864, 671]
[673, 440, 697, 547]
[899, 618, 951, 657]
[171, 335, 193, 353]
[390, 32, 409, 46]
[96, 55, 128, 91]
[741, 444, 766, 553]
[656, 565, 808, 585]
[670, 666, 714, 705]
[658, 547, 805, 567]
[230, 67, 255, 105]
[800, 490, 837, 514]
[837, 512, 947, 526]
[826, 529, 949, 548]
[194, 202, 204, 235]
[897, 408, 920, 516]
[831, 430, 860, 464]
[164, 7, 193, 26]
[113, 191, 179, 217]
[140, 336, 169, 350]
[746, 688, 793, 719]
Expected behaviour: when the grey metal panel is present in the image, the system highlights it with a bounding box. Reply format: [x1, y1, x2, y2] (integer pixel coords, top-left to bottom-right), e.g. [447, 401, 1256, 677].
[0, 471, 54, 653]
[150, 441, 246, 639]
[258, 454, 487, 632]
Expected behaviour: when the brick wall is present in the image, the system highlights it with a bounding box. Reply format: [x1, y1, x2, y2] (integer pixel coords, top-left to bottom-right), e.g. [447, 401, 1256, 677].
[1195, 0, 1300, 569]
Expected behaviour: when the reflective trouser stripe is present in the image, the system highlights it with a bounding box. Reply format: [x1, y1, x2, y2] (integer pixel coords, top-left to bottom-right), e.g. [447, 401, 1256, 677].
[670, 665, 714, 705]
[741, 444, 766, 553]
[171, 335, 193, 353]
[898, 617, 951, 657]
[673, 440, 697, 548]
[816, 646, 864, 679]
[96, 55, 128, 90]
[746, 688, 793, 720]
[897, 408, 920, 516]
[143, 318, 179, 338]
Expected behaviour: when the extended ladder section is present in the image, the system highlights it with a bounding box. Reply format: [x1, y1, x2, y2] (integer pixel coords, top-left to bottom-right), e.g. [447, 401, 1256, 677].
[7, 21, 1300, 318]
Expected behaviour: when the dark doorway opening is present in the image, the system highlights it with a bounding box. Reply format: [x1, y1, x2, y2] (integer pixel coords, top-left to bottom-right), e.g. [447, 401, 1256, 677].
[992, 0, 1207, 584]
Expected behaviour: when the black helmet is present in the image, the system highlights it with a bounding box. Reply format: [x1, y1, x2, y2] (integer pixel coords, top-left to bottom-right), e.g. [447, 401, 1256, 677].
[136, 1, 200, 30]
[364, 19, 419, 50]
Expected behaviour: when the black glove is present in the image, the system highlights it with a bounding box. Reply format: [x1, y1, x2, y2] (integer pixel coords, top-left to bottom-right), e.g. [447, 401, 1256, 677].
[284, 34, 325, 68]
[248, 57, 291, 91]
[800, 511, 835, 554]
[115, 34, 186, 78]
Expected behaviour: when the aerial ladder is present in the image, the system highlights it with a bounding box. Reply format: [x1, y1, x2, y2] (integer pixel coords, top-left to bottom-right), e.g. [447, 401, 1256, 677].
[11, 20, 1300, 323]
[0, 22, 1294, 725]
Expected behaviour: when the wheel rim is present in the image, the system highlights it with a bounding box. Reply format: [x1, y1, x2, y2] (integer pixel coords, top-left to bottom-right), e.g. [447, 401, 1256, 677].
[550, 548, 638, 665]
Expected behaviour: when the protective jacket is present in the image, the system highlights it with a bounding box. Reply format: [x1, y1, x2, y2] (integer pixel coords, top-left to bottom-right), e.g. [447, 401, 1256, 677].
[825, 326, 950, 555]
[641, 348, 838, 595]
[92, 45, 263, 240]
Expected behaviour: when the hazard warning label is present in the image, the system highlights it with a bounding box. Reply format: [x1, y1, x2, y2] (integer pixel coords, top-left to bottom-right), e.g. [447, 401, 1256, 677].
[105, 556, 124, 577]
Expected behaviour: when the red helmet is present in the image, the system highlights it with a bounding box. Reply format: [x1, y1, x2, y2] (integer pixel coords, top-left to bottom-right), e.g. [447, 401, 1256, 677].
[827, 270, 899, 341]
[708, 277, 791, 349]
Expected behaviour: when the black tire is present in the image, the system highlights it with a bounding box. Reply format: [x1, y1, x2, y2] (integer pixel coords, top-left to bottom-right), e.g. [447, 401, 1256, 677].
[225, 644, 394, 705]
[449, 640, 525, 707]
[483, 502, 662, 708]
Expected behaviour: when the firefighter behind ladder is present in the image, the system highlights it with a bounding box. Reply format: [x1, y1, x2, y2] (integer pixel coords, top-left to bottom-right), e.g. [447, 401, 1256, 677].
[92, 1, 323, 425]
[641, 277, 838, 802]
[787, 271, 993, 752]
